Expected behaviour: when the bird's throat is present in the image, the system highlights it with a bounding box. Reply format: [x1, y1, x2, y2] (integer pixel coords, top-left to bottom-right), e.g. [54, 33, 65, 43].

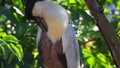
[47, 22, 68, 44]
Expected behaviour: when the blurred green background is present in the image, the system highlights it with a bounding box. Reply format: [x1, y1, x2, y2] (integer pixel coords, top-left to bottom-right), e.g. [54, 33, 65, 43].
[0, 0, 120, 68]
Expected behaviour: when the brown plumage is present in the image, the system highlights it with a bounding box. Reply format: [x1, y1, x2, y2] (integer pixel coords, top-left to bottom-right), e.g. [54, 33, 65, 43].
[38, 31, 67, 68]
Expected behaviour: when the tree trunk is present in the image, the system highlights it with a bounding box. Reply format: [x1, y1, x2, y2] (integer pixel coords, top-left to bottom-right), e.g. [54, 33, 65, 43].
[84, 0, 120, 67]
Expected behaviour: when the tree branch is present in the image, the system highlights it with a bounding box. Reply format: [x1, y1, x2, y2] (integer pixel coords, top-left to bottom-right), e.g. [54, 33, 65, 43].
[84, 0, 120, 67]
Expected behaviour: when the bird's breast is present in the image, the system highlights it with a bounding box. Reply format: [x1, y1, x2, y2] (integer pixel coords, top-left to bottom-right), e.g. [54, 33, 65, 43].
[38, 31, 67, 68]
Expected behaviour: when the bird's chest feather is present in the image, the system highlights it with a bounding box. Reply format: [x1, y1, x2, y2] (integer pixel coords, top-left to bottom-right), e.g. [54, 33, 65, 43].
[38, 31, 67, 68]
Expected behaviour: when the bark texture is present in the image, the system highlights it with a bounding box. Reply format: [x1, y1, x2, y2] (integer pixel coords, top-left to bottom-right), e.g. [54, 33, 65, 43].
[84, 0, 120, 67]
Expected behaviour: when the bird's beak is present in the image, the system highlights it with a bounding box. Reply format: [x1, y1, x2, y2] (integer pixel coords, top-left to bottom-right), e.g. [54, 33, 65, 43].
[35, 17, 48, 31]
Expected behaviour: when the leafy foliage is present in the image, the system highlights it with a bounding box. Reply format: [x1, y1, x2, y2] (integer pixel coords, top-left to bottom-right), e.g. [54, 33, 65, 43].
[0, 0, 119, 68]
[0, 31, 23, 68]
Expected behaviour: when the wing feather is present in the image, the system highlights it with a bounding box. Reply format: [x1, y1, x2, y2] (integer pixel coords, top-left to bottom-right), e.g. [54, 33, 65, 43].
[62, 24, 80, 68]
[36, 27, 42, 45]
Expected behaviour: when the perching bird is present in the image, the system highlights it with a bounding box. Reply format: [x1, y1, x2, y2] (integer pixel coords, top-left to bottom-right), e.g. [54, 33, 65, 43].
[25, 0, 80, 68]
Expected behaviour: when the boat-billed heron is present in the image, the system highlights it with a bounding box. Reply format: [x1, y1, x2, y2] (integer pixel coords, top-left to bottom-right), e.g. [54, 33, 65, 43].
[25, 0, 80, 68]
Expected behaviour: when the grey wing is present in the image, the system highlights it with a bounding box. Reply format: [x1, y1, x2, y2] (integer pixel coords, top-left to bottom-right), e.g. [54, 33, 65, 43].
[36, 27, 42, 46]
[62, 24, 80, 68]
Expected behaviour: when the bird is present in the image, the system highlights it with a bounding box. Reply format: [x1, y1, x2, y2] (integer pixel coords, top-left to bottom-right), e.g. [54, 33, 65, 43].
[25, 0, 80, 68]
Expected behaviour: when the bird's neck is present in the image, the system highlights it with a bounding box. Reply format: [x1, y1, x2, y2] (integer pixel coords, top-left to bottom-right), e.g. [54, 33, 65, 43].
[47, 21, 68, 44]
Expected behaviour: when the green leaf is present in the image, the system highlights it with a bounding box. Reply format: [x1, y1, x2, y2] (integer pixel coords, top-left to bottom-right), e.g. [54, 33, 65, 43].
[0, 32, 7, 38]
[0, 39, 10, 60]
[0, 28, 4, 32]
[69, 0, 75, 4]
[3, 35, 19, 43]
[16, 44, 23, 59]
[83, 47, 112, 68]
[12, 0, 23, 11]
[0, 44, 5, 56]
[10, 43, 23, 60]
[97, 53, 106, 63]
[15, 63, 20, 68]
[0, 38, 7, 45]
[7, 44, 16, 55]
[8, 53, 15, 64]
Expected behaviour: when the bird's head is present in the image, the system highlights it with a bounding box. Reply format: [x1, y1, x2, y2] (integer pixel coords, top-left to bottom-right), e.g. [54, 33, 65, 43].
[25, 0, 49, 31]
[25, 0, 45, 20]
